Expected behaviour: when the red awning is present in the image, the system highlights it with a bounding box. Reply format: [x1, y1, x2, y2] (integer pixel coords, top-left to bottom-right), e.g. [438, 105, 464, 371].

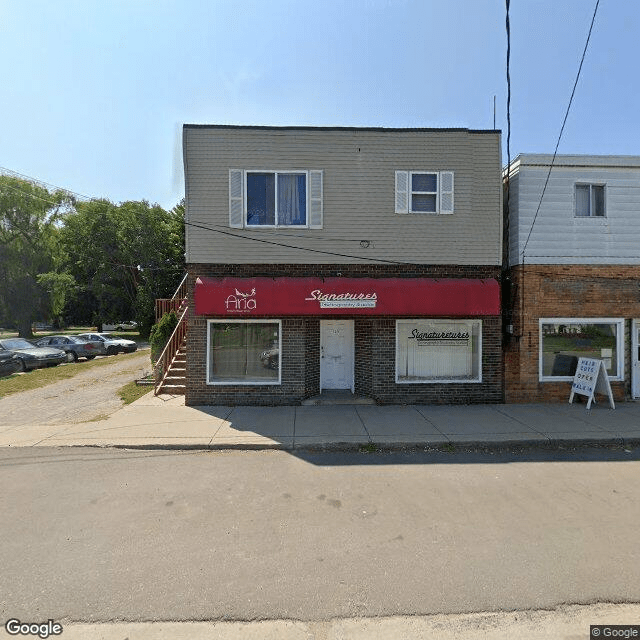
[194, 276, 499, 317]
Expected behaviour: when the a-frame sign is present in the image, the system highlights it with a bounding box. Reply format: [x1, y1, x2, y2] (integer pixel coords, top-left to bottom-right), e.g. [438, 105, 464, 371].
[569, 357, 615, 410]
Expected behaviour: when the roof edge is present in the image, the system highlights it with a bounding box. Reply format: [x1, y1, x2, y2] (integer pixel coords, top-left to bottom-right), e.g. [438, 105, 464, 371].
[183, 124, 501, 135]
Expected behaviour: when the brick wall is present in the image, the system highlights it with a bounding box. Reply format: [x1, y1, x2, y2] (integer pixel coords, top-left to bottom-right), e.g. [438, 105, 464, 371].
[185, 263, 503, 405]
[504, 264, 640, 402]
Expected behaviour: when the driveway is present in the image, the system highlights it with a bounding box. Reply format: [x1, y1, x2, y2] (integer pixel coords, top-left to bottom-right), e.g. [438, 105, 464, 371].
[0, 350, 152, 427]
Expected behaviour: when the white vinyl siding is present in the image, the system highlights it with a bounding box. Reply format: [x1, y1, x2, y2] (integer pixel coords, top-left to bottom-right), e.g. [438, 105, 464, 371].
[507, 155, 640, 266]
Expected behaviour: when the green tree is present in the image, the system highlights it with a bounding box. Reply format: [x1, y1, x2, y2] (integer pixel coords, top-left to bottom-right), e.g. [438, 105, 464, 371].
[61, 198, 184, 338]
[0, 175, 74, 337]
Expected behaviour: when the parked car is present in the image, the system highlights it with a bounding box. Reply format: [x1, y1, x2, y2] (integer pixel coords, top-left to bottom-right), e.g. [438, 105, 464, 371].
[101, 321, 138, 331]
[0, 348, 21, 377]
[77, 333, 138, 355]
[260, 343, 279, 370]
[33, 335, 103, 361]
[0, 338, 66, 372]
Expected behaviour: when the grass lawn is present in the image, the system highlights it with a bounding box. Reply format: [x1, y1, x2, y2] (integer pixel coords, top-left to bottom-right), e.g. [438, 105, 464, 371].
[0, 349, 150, 398]
[117, 380, 154, 405]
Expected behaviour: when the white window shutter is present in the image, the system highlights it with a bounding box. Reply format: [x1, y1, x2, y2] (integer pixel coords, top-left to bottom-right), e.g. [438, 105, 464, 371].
[229, 169, 243, 228]
[439, 171, 454, 214]
[309, 170, 323, 228]
[395, 171, 409, 213]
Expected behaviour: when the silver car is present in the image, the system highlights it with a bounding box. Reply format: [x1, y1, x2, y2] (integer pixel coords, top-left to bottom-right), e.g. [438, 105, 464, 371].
[77, 333, 137, 355]
[0, 338, 66, 372]
[33, 335, 103, 362]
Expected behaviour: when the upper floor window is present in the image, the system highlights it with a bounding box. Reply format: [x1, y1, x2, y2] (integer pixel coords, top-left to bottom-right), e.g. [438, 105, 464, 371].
[395, 171, 454, 215]
[247, 172, 306, 226]
[229, 169, 323, 229]
[575, 184, 605, 217]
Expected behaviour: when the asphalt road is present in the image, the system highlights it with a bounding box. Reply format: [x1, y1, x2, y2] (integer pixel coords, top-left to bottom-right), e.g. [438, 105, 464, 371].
[0, 350, 151, 427]
[1, 446, 639, 624]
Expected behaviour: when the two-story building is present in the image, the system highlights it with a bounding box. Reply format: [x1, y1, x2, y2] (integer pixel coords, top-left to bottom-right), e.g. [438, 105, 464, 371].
[182, 125, 503, 406]
[504, 154, 640, 403]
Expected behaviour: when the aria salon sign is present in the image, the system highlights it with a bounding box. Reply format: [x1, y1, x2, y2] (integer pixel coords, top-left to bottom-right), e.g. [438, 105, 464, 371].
[225, 288, 257, 313]
[408, 328, 470, 346]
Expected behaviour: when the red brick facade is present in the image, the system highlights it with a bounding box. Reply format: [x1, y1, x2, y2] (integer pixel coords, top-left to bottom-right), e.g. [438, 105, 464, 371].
[504, 264, 640, 402]
[186, 263, 503, 406]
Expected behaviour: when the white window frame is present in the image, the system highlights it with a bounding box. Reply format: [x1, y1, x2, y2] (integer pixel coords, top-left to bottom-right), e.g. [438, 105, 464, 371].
[574, 183, 606, 218]
[207, 319, 282, 386]
[410, 171, 439, 213]
[395, 319, 482, 384]
[395, 170, 454, 215]
[245, 170, 309, 228]
[538, 317, 624, 382]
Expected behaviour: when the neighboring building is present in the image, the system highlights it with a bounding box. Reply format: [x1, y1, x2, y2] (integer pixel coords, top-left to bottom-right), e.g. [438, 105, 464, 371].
[182, 125, 503, 406]
[504, 154, 640, 403]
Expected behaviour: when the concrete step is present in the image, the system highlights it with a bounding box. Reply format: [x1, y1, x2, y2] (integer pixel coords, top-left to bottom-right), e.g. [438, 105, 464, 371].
[165, 372, 187, 383]
[158, 384, 186, 395]
[301, 390, 375, 406]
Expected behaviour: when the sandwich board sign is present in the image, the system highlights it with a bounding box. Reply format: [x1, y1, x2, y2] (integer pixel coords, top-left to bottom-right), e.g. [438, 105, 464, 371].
[569, 357, 615, 410]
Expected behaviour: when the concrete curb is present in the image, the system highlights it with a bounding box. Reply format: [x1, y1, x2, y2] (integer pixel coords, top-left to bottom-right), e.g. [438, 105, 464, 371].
[40, 437, 639, 453]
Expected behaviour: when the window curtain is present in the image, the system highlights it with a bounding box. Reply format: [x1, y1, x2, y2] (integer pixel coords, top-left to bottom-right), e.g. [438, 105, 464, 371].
[396, 321, 478, 381]
[278, 174, 306, 225]
[575, 185, 590, 217]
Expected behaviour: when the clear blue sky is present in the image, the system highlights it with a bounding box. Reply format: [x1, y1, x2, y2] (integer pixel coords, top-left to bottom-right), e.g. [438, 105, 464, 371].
[1, 0, 636, 209]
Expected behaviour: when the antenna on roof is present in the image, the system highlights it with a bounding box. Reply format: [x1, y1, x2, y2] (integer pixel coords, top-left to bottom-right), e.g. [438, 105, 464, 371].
[493, 95, 496, 129]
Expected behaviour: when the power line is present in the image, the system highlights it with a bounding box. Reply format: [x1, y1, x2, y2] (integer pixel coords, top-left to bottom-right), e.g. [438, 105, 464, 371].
[521, 0, 601, 258]
[184, 218, 440, 266]
[188, 219, 369, 246]
[0, 166, 93, 201]
[0, 182, 71, 209]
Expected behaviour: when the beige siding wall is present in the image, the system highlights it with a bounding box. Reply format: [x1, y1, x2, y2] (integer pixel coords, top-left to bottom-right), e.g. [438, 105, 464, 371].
[184, 127, 502, 265]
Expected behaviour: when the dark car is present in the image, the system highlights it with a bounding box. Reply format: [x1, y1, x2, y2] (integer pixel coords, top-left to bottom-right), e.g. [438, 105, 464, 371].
[0, 348, 21, 377]
[0, 338, 66, 372]
[33, 335, 103, 362]
[77, 333, 137, 355]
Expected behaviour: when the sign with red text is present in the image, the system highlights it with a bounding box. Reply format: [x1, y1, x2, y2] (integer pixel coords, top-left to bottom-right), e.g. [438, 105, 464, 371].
[194, 276, 500, 317]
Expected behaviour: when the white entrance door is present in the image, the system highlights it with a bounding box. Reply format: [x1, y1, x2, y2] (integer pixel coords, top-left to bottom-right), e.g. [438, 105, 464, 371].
[632, 320, 640, 399]
[320, 320, 354, 391]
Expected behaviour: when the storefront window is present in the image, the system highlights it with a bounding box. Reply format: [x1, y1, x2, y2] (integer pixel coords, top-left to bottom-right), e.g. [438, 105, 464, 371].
[539, 319, 623, 380]
[396, 320, 481, 383]
[207, 320, 281, 385]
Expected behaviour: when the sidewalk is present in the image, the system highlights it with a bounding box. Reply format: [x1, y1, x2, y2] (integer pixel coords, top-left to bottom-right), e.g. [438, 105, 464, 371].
[1, 391, 639, 450]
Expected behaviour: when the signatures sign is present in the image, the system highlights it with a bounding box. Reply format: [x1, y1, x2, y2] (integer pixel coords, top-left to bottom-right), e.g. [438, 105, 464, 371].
[305, 289, 377, 309]
[408, 328, 470, 346]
